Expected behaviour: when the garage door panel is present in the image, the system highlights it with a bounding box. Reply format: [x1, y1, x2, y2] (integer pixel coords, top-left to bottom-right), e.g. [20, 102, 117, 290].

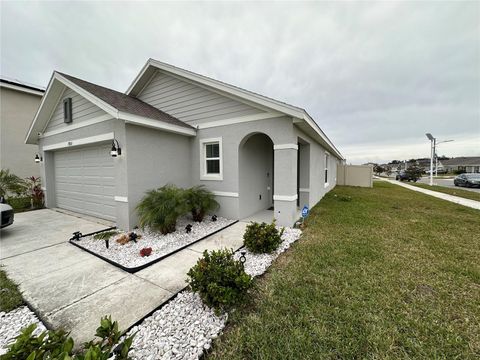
[54, 143, 116, 221]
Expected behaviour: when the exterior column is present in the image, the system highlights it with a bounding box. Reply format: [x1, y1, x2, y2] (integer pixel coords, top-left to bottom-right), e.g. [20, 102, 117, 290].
[42, 150, 56, 208]
[273, 144, 298, 227]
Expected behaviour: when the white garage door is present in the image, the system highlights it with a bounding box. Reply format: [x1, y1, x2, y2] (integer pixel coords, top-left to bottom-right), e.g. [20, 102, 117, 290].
[54, 143, 116, 221]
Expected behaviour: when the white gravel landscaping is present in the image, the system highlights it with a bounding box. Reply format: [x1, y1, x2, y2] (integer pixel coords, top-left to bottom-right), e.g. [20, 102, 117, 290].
[234, 226, 302, 277]
[75, 216, 235, 269]
[0, 306, 46, 355]
[126, 226, 302, 360]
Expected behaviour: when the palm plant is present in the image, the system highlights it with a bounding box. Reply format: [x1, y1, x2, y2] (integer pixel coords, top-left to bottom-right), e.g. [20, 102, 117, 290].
[0, 169, 26, 198]
[136, 184, 188, 234]
[185, 185, 219, 222]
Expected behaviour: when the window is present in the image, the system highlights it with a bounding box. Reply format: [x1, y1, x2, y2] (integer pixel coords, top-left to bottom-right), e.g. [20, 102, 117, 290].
[324, 152, 329, 186]
[63, 98, 72, 123]
[200, 138, 222, 180]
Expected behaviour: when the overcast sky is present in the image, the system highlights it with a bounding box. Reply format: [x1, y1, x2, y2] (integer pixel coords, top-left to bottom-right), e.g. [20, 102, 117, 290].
[1, 1, 478, 164]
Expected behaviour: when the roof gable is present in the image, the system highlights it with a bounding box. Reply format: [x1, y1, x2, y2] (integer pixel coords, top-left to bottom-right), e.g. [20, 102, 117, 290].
[127, 59, 344, 160]
[136, 70, 267, 125]
[26, 72, 195, 144]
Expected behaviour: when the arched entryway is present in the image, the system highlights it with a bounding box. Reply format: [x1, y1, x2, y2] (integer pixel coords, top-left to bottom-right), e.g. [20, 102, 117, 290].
[238, 133, 274, 219]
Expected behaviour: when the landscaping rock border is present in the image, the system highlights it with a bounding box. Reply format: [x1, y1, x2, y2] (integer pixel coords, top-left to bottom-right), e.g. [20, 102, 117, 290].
[71, 216, 236, 272]
[0, 306, 47, 355]
[125, 226, 302, 360]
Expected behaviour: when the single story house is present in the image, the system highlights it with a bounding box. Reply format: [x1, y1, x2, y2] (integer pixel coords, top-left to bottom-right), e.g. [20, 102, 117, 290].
[442, 157, 480, 173]
[26, 59, 344, 229]
[1, 78, 44, 178]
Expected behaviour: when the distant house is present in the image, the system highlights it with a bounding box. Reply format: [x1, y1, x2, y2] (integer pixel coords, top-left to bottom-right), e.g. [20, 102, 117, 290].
[0, 78, 44, 178]
[442, 157, 480, 173]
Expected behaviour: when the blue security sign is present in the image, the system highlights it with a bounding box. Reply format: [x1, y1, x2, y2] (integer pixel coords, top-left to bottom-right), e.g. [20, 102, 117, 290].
[301, 205, 309, 218]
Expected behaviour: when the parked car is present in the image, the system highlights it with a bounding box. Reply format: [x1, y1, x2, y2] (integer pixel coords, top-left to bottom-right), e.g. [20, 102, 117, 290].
[454, 173, 480, 188]
[396, 170, 420, 182]
[1, 201, 14, 228]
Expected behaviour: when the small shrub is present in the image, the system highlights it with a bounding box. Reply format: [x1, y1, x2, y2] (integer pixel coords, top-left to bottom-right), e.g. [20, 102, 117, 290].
[187, 249, 252, 310]
[6, 196, 31, 212]
[93, 230, 119, 240]
[185, 185, 219, 222]
[140, 247, 152, 257]
[0, 169, 26, 198]
[1, 316, 134, 359]
[24, 176, 44, 209]
[243, 221, 284, 254]
[136, 184, 188, 234]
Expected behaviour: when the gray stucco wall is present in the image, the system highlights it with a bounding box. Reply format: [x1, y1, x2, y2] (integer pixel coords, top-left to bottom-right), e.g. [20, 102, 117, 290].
[125, 124, 192, 229]
[190, 116, 299, 226]
[0, 87, 42, 178]
[294, 126, 340, 209]
[238, 133, 273, 218]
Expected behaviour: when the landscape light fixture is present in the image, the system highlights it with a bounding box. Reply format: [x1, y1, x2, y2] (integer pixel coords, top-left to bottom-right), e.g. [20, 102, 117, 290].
[110, 139, 122, 157]
[34, 154, 43, 163]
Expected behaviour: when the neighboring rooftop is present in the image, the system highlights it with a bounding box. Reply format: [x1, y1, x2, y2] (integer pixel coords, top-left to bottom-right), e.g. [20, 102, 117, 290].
[0, 77, 45, 95]
[442, 156, 480, 166]
[57, 72, 193, 129]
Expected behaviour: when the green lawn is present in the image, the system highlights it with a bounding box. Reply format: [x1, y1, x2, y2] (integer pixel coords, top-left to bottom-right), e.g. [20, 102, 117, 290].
[409, 182, 480, 202]
[0, 269, 24, 312]
[208, 182, 480, 359]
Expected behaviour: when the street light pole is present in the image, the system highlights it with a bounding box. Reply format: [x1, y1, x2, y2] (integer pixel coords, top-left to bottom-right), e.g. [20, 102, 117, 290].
[426, 133, 434, 186]
[426, 134, 454, 185]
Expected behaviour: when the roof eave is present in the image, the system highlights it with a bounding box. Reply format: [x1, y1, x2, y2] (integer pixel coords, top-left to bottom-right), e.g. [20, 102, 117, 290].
[119, 111, 196, 136]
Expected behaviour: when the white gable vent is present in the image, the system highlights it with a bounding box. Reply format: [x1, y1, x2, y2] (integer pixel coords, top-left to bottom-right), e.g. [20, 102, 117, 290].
[63, 98, 72, 123]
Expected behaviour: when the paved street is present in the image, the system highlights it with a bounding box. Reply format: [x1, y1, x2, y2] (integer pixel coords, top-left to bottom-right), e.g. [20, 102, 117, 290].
[416, 177, 480, 193]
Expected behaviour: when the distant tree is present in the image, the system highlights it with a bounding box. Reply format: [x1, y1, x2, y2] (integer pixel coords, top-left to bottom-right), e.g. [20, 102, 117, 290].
[390, 160, 401, 164]
[405, 166, 423, 181]
[437, 155, 450, 160]
[373, 164, 385, 175]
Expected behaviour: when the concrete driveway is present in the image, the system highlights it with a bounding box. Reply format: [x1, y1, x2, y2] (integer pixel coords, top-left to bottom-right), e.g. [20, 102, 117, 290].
[0, 209, 245, 345]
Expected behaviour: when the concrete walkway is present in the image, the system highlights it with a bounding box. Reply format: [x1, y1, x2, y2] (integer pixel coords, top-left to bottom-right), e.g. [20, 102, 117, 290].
[0, 209, 245, 345]
[379, 178, 480, 210]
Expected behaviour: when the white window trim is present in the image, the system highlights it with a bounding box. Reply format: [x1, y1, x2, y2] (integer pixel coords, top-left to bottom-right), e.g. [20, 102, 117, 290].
[200, 137, 223, 181]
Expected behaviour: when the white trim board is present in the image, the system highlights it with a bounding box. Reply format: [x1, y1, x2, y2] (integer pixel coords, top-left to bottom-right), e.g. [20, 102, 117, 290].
[114, 196, 128, 203]
[40, 114, 113, 138]
[0, 82, 44, 96]
[121, 112, 196, 136]
[43, 132, 114, 151]
[211, 191, 239, 198]
[195, 112, 282, 130]
[273, 144, 298, 151]
[273, 194, 298, 201]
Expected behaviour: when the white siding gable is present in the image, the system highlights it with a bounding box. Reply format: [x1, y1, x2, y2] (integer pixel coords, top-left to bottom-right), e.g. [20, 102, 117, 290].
[137, 71, 265, 125]
[44, 88, 108, 133]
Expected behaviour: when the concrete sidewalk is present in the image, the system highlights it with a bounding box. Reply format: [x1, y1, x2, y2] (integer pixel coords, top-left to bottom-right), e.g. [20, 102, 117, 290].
[1, 209, 245, 345]
[379, 178, 480, 210]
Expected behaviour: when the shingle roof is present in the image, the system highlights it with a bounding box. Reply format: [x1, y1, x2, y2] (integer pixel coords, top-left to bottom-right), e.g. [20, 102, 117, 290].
[442, 157, 480, 166]
[58, 72, 193, 129]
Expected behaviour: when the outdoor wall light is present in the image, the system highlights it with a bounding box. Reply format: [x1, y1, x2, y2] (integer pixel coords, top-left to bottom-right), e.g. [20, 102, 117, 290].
[110, 139, 122, 157]
[34, 154, 43, 163]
